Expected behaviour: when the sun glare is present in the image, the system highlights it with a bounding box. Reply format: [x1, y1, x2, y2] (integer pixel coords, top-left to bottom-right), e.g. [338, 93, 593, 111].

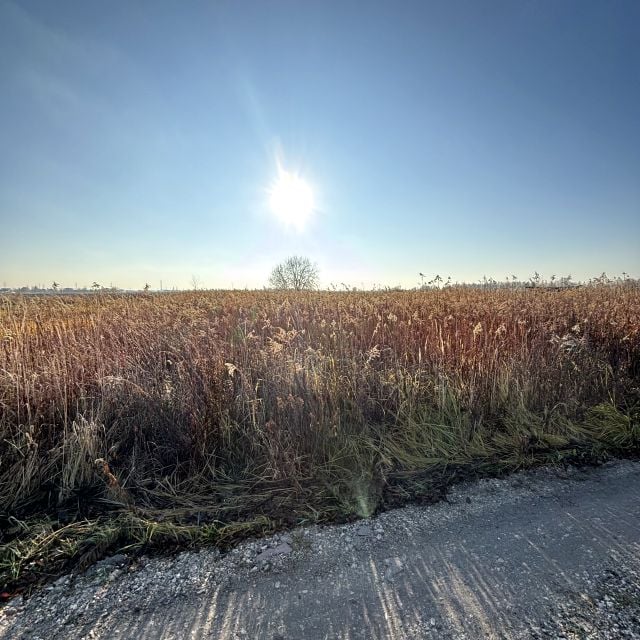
[269, 170, 314, 230]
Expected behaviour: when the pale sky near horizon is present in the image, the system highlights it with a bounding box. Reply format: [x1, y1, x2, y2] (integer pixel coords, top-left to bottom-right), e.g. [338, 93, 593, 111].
[1, 0, 639, 290]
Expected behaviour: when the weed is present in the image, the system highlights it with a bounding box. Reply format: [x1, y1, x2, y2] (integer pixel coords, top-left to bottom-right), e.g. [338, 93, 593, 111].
[0, 286, 638, 590]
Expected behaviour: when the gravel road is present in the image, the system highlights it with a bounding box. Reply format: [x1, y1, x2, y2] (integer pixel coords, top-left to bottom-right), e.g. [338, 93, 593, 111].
[1, 460, 639, 639]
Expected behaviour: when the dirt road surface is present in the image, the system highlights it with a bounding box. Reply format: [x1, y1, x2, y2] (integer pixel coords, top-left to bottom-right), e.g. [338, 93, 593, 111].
[2, 460, 639, 639]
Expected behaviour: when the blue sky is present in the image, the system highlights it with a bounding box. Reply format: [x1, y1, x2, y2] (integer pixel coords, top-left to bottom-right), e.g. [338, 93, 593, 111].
[1, 0, 639, 289]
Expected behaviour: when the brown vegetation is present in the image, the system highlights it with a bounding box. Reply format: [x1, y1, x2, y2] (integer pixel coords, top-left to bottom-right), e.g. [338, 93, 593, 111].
[1, 286, 639, 590]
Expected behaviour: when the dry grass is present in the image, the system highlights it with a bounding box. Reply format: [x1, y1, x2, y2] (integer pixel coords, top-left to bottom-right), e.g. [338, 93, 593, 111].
[1, 286, 639, 590]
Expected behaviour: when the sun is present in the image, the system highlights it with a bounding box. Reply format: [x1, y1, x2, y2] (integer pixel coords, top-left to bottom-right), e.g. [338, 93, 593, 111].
[269, 169, 314, 230]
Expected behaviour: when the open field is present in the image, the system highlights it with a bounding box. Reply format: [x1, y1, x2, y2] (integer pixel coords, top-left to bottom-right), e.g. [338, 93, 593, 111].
[1, 286, 639, 592]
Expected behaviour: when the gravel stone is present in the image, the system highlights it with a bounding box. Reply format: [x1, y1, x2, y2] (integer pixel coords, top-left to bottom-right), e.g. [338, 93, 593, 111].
[383, 557, 404, 581]
[95, 554, 127, 568]
[255, 542, 293, 563]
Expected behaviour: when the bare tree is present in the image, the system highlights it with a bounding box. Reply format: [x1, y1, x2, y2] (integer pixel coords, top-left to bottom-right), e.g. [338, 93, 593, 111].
[269, 256, 319, 290]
